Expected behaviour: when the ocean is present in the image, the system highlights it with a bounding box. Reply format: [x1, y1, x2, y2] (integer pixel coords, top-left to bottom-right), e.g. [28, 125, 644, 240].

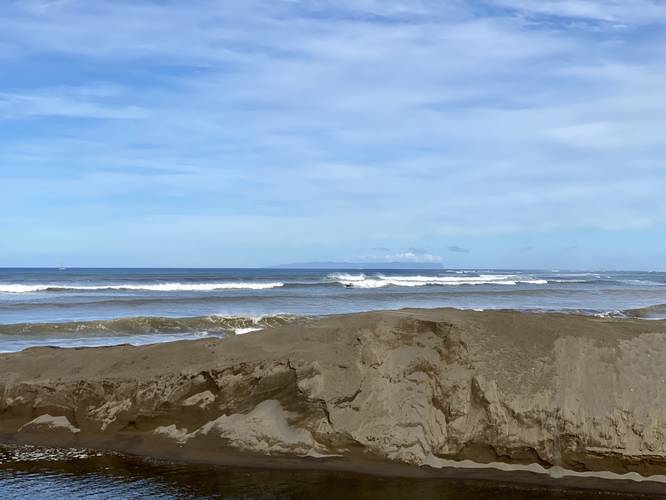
[1, 267, 665, 352]
[0, 269, 666, 352]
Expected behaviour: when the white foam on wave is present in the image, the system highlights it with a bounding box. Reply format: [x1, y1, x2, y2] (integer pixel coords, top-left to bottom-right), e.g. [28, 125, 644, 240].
[334, 274, 548, 288]
[619, 279, 665, 286]
[0, 284, 50, 293]
[0, 282, 284, 293]
[327, 273, 367, 281]
[547, 279, 591, 283]
[594, 310, 627, 318]
[234, 327, 263, 335]
[219, 314, 290, 334]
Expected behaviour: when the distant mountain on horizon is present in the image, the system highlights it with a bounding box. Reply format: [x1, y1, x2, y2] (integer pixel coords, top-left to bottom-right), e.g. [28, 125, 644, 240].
[273, 261, 444, 270]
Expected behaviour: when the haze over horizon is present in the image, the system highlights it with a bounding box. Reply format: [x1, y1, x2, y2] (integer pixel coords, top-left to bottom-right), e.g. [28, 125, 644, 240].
[1, 1, 665, 270]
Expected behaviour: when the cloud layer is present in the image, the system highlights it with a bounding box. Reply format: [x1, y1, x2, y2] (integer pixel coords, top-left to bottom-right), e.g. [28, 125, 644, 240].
[1, 0, 665, 268]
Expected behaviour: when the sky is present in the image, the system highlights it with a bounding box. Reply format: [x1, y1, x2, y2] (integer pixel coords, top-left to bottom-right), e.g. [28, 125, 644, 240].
[1, 0, 665, 269]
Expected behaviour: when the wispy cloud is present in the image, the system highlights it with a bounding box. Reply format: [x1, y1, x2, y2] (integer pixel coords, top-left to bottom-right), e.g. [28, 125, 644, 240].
[487, 0, 666, 25]
[378, 250, 442, 264]
[0, 0, 664, 267]
[0, 87, 147, 119]
[353, 247, 442, 263]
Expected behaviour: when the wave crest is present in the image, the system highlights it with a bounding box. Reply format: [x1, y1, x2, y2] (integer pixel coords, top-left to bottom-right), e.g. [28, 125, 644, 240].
[0, 282, 284, 293]
[0, 314, 304, 337]
[332, 274, 548, 288]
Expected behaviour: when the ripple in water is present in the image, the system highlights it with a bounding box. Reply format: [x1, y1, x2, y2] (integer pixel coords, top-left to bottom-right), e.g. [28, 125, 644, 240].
[0, 445, 663, 499]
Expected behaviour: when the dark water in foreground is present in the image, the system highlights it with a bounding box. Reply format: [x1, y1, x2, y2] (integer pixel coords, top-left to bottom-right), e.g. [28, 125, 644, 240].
[0, 446, 662, 499]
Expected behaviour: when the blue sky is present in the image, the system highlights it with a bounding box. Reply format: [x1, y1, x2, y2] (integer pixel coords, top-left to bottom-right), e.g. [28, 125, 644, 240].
[1, 0, 665, 269]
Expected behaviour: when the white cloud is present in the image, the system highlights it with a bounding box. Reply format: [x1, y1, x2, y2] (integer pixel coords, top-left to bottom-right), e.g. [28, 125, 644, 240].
[488, 0, 666, 24]
[356, 249, 443, 263]
[0, 0, 665, 267]
[0, 89, 147, 119]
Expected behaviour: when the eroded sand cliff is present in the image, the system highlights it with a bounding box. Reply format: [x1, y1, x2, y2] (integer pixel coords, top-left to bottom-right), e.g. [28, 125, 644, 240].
[1, 308, 666, 485]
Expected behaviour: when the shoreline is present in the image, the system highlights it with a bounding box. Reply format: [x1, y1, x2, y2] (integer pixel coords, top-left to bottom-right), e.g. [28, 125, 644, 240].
[2, 441, 666, 496]
[1, 304, 665, 353]
[2, 308, 666, 494]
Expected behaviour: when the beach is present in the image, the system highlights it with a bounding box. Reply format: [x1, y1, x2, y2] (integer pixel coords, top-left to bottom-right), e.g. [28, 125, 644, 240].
[2, 307, 666, 496]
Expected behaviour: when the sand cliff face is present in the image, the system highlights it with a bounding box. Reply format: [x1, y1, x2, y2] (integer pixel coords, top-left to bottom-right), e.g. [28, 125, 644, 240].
[1, 309, 666, 478]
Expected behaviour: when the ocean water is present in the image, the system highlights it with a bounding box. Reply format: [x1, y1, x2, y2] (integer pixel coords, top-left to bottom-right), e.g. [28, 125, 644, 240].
[1, 267, 665, 352]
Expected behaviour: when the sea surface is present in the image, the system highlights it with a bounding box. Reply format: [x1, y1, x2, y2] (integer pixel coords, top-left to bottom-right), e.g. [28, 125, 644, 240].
[1, 267, 665, 352]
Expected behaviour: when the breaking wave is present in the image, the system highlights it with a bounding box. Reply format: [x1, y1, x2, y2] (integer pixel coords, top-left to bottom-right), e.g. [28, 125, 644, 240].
[329, 273, 548, 288]
[0, 314, 304, 338]
[622, 304, 666, 320]
[0, 282, 284, 293]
